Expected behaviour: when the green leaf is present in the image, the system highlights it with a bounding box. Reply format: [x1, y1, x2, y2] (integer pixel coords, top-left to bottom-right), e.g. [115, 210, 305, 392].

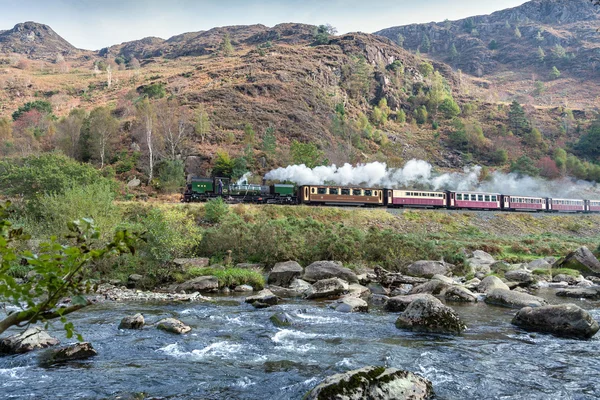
[71, 295, 88, 306]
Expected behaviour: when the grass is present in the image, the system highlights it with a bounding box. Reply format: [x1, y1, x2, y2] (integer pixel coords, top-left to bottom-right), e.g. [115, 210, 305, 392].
[187, 267, 265, 290]
[550, 268, 581, 277]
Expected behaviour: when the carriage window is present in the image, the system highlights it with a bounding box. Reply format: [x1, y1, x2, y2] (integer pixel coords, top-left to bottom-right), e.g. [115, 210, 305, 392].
[457, 194, 462, 200]
[484, 195, 490, 202]
[477, 195, 483, 201]
[329, 188, 338, 195]
[341, 189, 350, 195]
[491, 196, 497, 202]
[364, 190, 372, 196]
[353, 189, 362, 196]
[317, 188, 327, 195]
[311, 188, 316, 194]
[373, 191, 378, 196]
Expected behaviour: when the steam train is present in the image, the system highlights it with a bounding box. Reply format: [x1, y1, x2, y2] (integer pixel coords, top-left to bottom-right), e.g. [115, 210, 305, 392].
[181, 176, 600, 213]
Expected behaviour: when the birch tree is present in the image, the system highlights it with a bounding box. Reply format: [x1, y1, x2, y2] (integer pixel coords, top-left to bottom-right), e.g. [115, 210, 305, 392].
[88, 107, 118, 169]
[137, 99, 157, 184]
[155, 99, 193, 160]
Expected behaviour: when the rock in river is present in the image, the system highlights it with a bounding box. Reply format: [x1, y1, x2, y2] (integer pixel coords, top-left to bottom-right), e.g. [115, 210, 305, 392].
[119, 313, 145, 330]
[303, 261, 358, 283]
[385, 294, 439, 313]
[175, 276, 219, 293]
[306, 366, 434, 400]
[504, 269, 534, 286]
[157, 318, 192, 334]
[555, 287, 600, 300]
[47, 342, 98, 363]
[477, 275, 510, 293]
[554, 246, 600, 276]
[444, 286, 478, 302]
[244, 289, 279, 308]
[0, 327, 60, 354]
[270, 312, 294, 327]
[305, 278, 349, 299]
[484, 288, 547, 309]
[334, 297, 369, 313]
[512, 304, 599, 339]
[405, 260, 449, 279]
[395, 297, 466, 334]
[267, 261, 303, 287]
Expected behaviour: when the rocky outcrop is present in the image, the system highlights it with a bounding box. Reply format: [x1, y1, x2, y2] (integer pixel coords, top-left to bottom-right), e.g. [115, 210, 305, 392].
[405, 260, 449, 279]
[305, 278, 349, 299]
[477, 275, 510, 293]
[444, 286, 478, 302]
[157, 318, 192, 334]
[0, 327, 59, 354]
[303, 261, 358, 283]
[385, 294, 439, 312]
[484, 288, 547, 309]
[555, 287, 600, 300]
[334, 297, 369, 313]
[244, 289, 279, 308]
[119, 313, 145, 330]
[305, 366, 434, 400]
[512, 304, 599, 339]
[267, 261, 303, 287]
[174, 276, 219, 293]
[554, 246, 600, 276]
[395, 297, 467, 334]
[47, 342, 98, 363]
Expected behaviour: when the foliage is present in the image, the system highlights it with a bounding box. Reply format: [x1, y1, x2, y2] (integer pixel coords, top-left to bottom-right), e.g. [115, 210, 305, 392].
[157, 159, 186, 193]
[12, 100, 53, 121]
[537, 156, 561, 179]
[290, 140, 326, 168]
[488, 40, 499, 50]
[508, 101, 531, 136]
[204, 197, 229, 223]
[553, 147, 568, 171]
[533, 81, 546, 97]
[420, 34, 431, 53]
[575, 120, 600, 161]
[188, 267, 264, 289]
[220, 33, 234, 56]
[537, 46, 546, 62]
[262, 126, 276, 155]
[553, 44, 566, 59]
[514, 27, 522, 38]
[372, 98, 391, 127]
[463, 18, 475, 33]
[342, 55, 373, 99]
[313, 24, 337, 45]
[549, 66, 561, 80]
[439, 98, 461, 119]
[194, 107, 211, 143]
[212, 150, 234, 177]
[418, 62, 434, 78]
[449, 43, 459, 59]
[141, 83, 166, 99]
[396, 109, 406, 124]
[510, 155, 540, 177]
[414, 106, 428, 125]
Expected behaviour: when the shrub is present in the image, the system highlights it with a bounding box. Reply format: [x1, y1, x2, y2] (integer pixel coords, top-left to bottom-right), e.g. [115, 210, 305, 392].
[141, 83, 166, 99]
[188, 267, 264, 289]
[157, 159, 185, 193]
[12, 100, 53, 121]
[204, 198, 229, 223]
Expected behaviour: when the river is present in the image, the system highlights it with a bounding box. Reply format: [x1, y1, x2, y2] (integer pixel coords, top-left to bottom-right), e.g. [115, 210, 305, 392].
[1, 289, 599, 400]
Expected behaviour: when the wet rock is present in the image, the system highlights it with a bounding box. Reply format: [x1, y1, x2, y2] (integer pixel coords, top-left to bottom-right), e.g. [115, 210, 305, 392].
[94, 284, 210, 303]
[367, 283, 389, 295]
[305, 366, 434, 400]
[305, 278, 349, 299]
[234, 284, 254, 292]
[553, 274, 581, 285]
[405, 260, 449, 278]
[395, 297, 466, 334]
[484, 288, 547, 309]
[477, 275, 510, 293]
[467, 250, 495, 274]
[268, 285, 305, 298]
[244, 289, 279, 308]
[370, 294, 390, 306]
[464, 278, 481, 291]
[267, 261, 303, 287]
[334, 297, 369, 313]
[156, 318, 192, 334]
[119, 313, 145, 330]
[346, 283, 371, 299]
[389, 284, 413, 296]
[303, 261, 358, 283]
[554, 246, 600, 276]
[358, 272, 377, 285]
[490, 261, 513, 274]
[504, 269, 534, 285]
[385, 294, 438, 312]
[175, 276, 219, 293]
[408, 279, 450, 295]
[0, 327, 59, 354]
[431, 274, 455, 284]
[576, 279, 594, 288]
[379, 273, 428, 288]
[270, 312, 294, 327]
[444, 286, 478, 302]
[555, 287, 600, 300]
[587, 276, 600, 284]
[48, 342, 97, 363]
[512, 304, 599, 339]
[527, 259, 551, 270]
[172, 257, 209, 271]
[289, 278, 312, 295]
[127, 274, 144, 288]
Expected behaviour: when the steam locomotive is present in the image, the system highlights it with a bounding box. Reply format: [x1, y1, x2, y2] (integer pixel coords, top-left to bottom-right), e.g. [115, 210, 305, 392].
[182, 176, 600, 213]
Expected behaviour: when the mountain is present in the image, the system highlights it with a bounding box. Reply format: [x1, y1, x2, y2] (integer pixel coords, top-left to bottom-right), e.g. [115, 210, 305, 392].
[0, 21, 79, 58]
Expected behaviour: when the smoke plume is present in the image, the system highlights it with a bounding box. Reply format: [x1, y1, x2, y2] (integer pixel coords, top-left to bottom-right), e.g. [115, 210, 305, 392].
[264, 159, 600, 199]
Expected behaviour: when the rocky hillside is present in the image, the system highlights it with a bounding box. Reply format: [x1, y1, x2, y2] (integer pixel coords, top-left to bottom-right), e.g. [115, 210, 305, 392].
[0, 22, 80, 58]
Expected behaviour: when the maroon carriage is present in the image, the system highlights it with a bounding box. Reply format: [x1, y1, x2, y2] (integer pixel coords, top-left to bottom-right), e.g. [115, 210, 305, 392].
[548, 198, 585, 212]
[387, 190, 447, 208]
[448, 191, 501, 210]
[502, 195, 547, 211]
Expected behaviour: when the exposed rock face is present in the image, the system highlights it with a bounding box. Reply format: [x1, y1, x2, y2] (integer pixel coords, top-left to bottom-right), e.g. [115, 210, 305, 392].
[477, 275, 510, 293]
[303, 261, 358, 283]
[244, 289, 279, 308]
[270, 312, 294, 327]
[305, 278, 349, 299]
[0, 327, 59, 354]
[267, 261, 303, 287]
[175, 276, 219, 292]
[555, 287, 600, 300]
[48, 342, 97, 363]
[156, 318, 192, 334]
[405, 260, 449, 278]
[504, 269, 534, 286]
[385, 294, 439, 312]
[0, 21, 79, 58]
[512, 304, 599, 339]
[484, 288, 547, 309]
[554, 247, 600, 276]
[305, 366, 434, 400]
[395, 297, 467, 334]
[334, 297, 369, 313]
[444, 286, 478, 302]
[119, 313, 145, 330]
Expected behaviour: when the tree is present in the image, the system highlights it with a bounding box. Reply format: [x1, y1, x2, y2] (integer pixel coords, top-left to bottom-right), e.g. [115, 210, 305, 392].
[537, 156, 560, 179]
[535, 30, 544, 42]
[136, 98, 157, 184]
[510, 155, 540, 177]
[243, 123, 256, 146]
[396, 109, 406, 124]
[449, 43, 459, 60]
[463, 18, 475, 33]
[396, 34, 405, 48]
[533, 81, 546, 97]
[0, 203, 136, 337]
[549, 66, 561, 80]
[55, 108, 87, 159]
[157, 159, 186, 193]
[372, 98, 391, 127]
[212, 150, 233, 177]
[575, 120, 600, 161]
[12, 100, 53, 122]
[290, 140, 325, 168]
[220, 33, 234, 56]
[141, 83, 166, 99]
[155, 99, 193, 160]
[537, 46, 546, 62]
[342, 55, 373, 99]
[514, 27, 522, 38]
[418, 62, 434, 78]
[553, 147, 568, 172]
[313, 24, 337, 45]
[88, 107, 118, 168]
[414, 106, 428, 125]
[439, 97, 461, 119]
[420, 34, 431, 53]
[194, 107, 211, 143]
[491, 148, 508, 164]
[262, 126, 276, 155]
[553, 44, 567, 59]
[508, 101, 531, 136]
[0, 117, 12, 142]
[488, 40, 499, 50]
[524, 127, 543, 147]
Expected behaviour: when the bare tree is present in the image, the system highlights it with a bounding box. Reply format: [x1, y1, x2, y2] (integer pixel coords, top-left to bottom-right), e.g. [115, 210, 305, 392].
[155, 99, 193, 160]
[136, 98, 157, 184]
[88, 107, 118, 168]
[194, 106, 211, 143]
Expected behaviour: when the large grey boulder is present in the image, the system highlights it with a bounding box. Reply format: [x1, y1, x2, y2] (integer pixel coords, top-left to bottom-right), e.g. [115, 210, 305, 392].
[379, 273, 428, 288]
[305, 366, 434, 400]
[555, 287, 600, 300]
[303, 261, 358, 283]
[305, 278, 349, 299]
[504, 269, 534, 286]
[553, 273, 581, 285]
[467, 250, 495, 274]
[409, 279, 450, 295]
[554, 246, 600, 276]
[527, 258, 551, 270]
[157, 318, 191, 334]
[477, 275, 510, 293]
[512, 304, 599, 339]
[270, 312, 294, 327]
[385, 294, 438, 312]
[267, 261, 303, 287]
[47, 342, 97, 363]
[175, 276, 219, 292]
[346, 283, 371, 299]
[395, 297, 466, 334]
[0, 327, 60, 354]
[334, 297, 369, 313]
[119, 313, 145, 330]
[244, 289, 279, 308]
[484, 289, 547, 309]
[405, 260, 449, 279]
[444, 286, 478, 302]
[269, 278, 312, 298]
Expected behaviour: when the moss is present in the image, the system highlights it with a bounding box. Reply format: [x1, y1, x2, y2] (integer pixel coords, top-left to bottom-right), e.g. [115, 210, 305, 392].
[187, 267, 265, 289]
[312, 367, 392, 400]
[551, 268, 581, 278]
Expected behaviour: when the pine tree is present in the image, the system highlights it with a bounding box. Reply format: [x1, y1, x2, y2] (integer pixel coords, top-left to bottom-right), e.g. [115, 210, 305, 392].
[514, 27, 522, 38]
[220, 33, 234, 56]
[420, 34, 431, 53]
[549, 66, 561, 80]
[508, 101, 531, 136]
[537, 46, 546, 62]
[449, 43, 459, 60]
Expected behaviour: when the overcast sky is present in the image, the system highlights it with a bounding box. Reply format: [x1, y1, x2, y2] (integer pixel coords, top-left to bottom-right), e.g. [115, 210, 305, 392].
[1, 0, 528, 50]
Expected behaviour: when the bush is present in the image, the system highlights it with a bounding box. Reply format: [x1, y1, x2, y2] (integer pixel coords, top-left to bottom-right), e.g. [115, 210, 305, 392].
[141, 83, 166, 99]
[12, 100, 53, 121]
[188, 267, 264, 289]
[204, 198, 229, 223]
[158, 159, 185, 193]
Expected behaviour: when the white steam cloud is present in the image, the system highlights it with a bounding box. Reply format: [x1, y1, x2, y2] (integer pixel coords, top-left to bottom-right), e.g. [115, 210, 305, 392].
[264, 159, 600, 199]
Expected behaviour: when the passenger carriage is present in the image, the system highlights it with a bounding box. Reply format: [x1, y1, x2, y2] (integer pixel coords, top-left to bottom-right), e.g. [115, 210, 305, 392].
[386, 189, 447, 208]
[502, 195, 547, 212]
[548, 198, 585, 213]
[298, 185, 384, 206]
[586, 200, 600, 212]
[448, 191, 501, 210]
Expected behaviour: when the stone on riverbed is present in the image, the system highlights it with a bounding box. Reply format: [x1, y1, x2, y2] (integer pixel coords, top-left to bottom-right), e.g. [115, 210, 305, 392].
[409, 279, 450, 295]
[555, 287, 600, 300]
[47, 342, 97, 363]
[405, 260, 449, 279]
[305, 278, 348, 299]
[504, 269, 534, 286]
[234, 284, 253, 293]
[553, 246, 600, 276]
[0, 327, 60, 354]
[484, 289, 547, 309]
[157, 318, 191, 334]
[303, 261, 358, 283]
[385, 294, 438, 312]
[267, 261, 303, 287]
[477, 275, 509, 293]
[119, 313, 145, 330]
[305, 366, 434, 400]
[395, 297, 466, 334]
[334, 297, 369, 313]
[270, 312, 294, 327]
[467, 250, 495, 274]
[175, 276, 219, 293]
[512, 304, 599, 339]
[244, 289, 279, 308]
[444, 286, 478, 302]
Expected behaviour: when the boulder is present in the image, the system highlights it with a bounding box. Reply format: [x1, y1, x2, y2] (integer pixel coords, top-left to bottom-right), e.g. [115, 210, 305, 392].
[289, 278, 313, 295]
[576, 279, 594, 288]
[395, 297, 466, 334]
[234, 284, 253, 292]
[553, 274, 581, 285]
[305, 278, 349, 299]
[367, 283, 390, 295]
[431, 274, 455, 284]
[48, 342, 97, 363]
[127, 274, 144, 288]
[370, 294, 390, 306]
[444, 286, 478, 302]
[389, 284, 414, 296]
[385, 294, 438, 312]
[172, 257, 210, 271]
[512, 304, 599, 339]
[467, 250, 495, 273]
[346, 283, 371, 299]
[490, 261, 513, 274]
[334, 297, 369, 313]
[477, 275, 510, 293]
[305, 366, 434, 400]
[484, 288, 547, 309]
[175, 276, 219, 293]
[408, 279, 450, 295]
[527, 259, 551, 270]
[504, 269, 534, 285]
[270, 312, 294, 327]
[555, 287, 600, 300]
[303, 261, 358, 283]
[405, 260, 449, 278]
[127, 178, 141, 188]
[157, 318, 191, 334]
[267, 261, 303, 287]
[464, 278, 481, 291]
[119, 313, 145, 330]
[554, 246, 600, 276]
[244, 289, 278, 308]
[0, 327, 59, 354]
[269, 285, 306, 298]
